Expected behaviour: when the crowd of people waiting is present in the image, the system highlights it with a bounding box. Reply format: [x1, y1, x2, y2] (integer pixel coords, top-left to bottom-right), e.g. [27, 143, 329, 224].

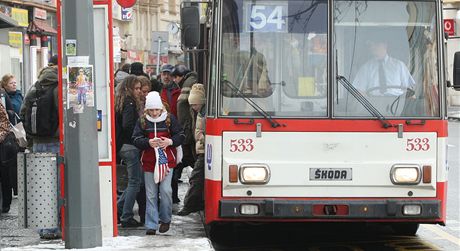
[115, 62, 206, 235]
[0, 58, 206, 238]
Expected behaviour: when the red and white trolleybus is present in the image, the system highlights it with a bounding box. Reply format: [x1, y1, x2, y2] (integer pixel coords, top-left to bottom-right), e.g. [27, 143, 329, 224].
[181, 0, 459, 235]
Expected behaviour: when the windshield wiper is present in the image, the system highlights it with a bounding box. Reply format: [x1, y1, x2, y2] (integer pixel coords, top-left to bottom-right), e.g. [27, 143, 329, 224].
[223, 80, 282, 128]
[337, 75, 393, 128]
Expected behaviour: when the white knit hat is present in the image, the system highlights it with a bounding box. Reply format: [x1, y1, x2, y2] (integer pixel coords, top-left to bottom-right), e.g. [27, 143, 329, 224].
[188, 83, 206, 105]
[145, 91, 163, 110]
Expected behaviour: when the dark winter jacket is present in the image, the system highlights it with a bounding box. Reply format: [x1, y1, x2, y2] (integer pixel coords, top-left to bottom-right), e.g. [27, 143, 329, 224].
[7, 90, 23, 115]
[0, 89, 14, 123]
[20, 66, 59, 143]
[115, 96, 139, 154]
[132, 112, 185, 172]
[176, 71, 198, 145]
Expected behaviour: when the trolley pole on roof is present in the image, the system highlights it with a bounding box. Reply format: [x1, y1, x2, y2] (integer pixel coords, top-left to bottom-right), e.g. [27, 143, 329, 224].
[61, 0, 102, 248]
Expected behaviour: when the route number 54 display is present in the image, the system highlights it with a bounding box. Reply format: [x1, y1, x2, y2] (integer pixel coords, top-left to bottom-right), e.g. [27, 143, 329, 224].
[246, 3, 287, 32]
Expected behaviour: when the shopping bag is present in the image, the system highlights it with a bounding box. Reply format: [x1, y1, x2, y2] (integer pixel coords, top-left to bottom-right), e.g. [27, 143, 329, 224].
[10, 121, 27, 148]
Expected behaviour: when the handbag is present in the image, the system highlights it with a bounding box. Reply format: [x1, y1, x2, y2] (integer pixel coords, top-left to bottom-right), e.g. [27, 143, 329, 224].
[10, 113, 27, 148]
[0, 132, 19, 165]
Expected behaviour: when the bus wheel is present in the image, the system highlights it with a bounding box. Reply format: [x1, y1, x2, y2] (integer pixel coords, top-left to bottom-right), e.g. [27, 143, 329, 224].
[391, 223, 420, 236]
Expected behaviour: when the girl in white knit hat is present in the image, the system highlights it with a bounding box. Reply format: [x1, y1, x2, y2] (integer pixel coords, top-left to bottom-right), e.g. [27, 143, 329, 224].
[132, 91, 185, 235]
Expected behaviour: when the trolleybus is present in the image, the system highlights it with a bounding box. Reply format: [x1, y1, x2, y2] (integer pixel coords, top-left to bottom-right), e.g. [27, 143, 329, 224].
[181, 0, 459, 235]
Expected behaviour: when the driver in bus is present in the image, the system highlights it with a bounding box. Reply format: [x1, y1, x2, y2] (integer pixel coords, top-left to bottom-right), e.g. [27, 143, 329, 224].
[353, 37, 415, 98]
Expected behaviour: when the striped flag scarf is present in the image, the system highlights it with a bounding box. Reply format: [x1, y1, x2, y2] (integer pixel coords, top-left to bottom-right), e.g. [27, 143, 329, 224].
[151, 114, 170, 183]
[154, 146, 170, 183]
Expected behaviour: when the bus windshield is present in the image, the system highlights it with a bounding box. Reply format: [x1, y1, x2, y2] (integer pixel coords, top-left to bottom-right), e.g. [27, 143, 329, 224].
[218, 0, 440, 118]
[220, 0, 328, 117]
[334, 0, 440, 118]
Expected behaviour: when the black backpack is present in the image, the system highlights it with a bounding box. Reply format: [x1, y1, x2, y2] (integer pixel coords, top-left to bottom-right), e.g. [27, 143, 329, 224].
[24, 81, 58, 137]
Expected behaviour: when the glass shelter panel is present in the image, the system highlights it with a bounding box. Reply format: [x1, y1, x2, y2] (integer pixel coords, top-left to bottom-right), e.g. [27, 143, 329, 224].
[333, 0, 440, 118]
[219, 0, 328, 117]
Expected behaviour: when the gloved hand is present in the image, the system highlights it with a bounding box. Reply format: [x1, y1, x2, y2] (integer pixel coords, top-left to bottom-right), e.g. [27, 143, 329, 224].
[159, 137, 173, 149]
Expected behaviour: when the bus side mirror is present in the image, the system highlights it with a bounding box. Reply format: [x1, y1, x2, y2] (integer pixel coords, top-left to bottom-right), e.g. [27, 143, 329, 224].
[181, 6, 200, 48]
[453, 52, 460, 91]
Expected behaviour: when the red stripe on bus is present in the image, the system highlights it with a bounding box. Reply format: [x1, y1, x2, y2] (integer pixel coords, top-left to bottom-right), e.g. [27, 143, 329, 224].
[205, 179, 222, 224]
[204, 180, 446, 224]
[205, 119, 448, 137]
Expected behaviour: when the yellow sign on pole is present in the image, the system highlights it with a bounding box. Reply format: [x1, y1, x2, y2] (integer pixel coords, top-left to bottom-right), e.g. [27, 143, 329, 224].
[8, 31, 23, 56]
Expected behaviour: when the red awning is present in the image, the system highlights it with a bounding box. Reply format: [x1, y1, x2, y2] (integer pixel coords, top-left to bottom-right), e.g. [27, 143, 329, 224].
[27, 19, 57, 35]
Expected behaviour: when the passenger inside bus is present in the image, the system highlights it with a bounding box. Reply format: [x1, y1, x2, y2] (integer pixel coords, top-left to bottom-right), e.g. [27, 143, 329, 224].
[220, 32, 274, 116]
[221, 33, 272, 99]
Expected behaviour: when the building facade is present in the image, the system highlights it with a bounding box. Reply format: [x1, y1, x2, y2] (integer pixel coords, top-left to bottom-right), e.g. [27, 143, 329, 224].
[0, 0, 57, 93]
[113, 0, 182, 77]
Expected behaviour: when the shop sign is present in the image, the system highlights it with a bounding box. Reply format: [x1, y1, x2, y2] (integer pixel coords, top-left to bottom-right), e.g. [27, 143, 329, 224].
[9, 31, 23, 58]
[117, 0, 136, 8]
[121, 7, 133, 21]
[113, 28, 121, 63]
[127, 50, 144, 62]
[34, 7, 47, 20]
[444, 19, 455, 36]
[12, 8, 28, 27]
[148, 54, 168, 65]
[9, 32, 22, 48]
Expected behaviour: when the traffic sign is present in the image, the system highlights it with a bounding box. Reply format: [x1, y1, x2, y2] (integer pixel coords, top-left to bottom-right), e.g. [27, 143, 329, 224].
[117, 0, 136, 8]
[151, 31, 169, 55]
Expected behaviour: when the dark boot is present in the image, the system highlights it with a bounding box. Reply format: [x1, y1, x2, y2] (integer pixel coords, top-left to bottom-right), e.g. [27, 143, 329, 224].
[136, 185, 146, 224]
[171, 167, 181, 204]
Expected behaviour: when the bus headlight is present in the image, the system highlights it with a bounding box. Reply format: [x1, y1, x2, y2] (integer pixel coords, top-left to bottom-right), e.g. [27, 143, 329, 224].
[390, 165, 421, 184]
[239, 164, 270, 184]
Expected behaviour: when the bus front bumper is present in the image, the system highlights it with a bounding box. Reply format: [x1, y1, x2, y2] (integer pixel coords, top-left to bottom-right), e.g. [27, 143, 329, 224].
[220, 199, 440, 219]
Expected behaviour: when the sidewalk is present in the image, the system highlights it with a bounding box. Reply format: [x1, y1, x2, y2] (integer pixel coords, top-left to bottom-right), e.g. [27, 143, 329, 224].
[0, 167, 213, 251]
[448, 105, 460, 120]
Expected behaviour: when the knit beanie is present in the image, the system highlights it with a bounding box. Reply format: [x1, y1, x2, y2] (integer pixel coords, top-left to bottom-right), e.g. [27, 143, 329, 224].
[130, 62, 144, 76]
[188, 83, 206, 105]
[48, 55, 58, 66]
[145, 91, 163, 110]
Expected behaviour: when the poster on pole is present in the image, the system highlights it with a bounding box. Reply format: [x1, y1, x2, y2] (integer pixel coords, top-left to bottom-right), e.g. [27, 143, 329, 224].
[65, 39, 77, 56]
[67, 65, 94, 113]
